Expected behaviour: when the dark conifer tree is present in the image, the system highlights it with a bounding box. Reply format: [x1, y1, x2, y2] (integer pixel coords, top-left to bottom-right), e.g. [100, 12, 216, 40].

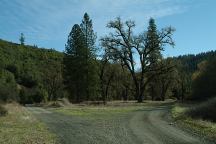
[80, 13, 99, 100]
[80, 13, 97, 57]
[19, 33, 25, 45]
[63, 24, 88, 102]
[146, 18, 162, 66]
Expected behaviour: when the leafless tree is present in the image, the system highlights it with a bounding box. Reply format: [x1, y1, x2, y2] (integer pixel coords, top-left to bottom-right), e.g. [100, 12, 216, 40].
[101, 17, 175, 102]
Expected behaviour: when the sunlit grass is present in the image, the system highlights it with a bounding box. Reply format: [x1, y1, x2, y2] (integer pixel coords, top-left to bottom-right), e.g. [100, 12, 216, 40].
[55, 106, 141, 119]
[55, 100, 175, 119]
[171, 104, 187, 119]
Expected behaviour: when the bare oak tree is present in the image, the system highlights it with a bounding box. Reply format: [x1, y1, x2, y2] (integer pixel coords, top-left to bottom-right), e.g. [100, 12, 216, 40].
[101, 17, 175, 102]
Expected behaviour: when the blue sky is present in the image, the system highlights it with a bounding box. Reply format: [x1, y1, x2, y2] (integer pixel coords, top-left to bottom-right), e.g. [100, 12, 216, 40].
[0, 0, 216, 57]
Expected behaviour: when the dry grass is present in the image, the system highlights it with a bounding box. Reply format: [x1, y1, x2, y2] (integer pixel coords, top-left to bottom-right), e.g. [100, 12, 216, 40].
[0, 103, 57, 144]
[54, 100, 175, 119]
[186, 98, 216, 122]
[44, 98, 72, 108]
[74, 99, 176, 107]
[172, 103, 216, 140]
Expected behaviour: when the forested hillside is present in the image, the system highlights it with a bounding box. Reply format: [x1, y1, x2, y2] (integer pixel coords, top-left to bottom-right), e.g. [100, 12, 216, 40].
[0, 39, 63, 103]
[172, 50, 216, 100]
[175, 50, 216, 73]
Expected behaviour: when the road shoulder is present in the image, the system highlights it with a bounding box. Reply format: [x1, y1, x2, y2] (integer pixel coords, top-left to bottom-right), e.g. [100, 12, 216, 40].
[0, 103, 57, 144]
[172, 103, 216, 143]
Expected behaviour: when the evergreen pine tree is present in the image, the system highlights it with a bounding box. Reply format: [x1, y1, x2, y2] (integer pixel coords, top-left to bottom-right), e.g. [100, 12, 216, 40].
[19, 33, 25, 45]
[80, 13, 99, 100]
[146, 18, 163, 100]
[80, 13, 97, 57]
[146, 18, 162, 66]
[63, 24, 88, 102]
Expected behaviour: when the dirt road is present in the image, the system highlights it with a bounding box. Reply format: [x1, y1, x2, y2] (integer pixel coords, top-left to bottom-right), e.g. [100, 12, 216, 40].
[27, 106, 214, 144]
[129, 106, 211, 144]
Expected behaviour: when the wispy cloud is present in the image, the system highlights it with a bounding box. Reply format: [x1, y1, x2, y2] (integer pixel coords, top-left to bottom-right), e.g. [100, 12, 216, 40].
[0, 0, 190, 50]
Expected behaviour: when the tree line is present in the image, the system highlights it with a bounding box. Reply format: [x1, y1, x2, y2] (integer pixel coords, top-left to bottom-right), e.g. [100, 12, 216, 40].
[0, 13, 216, 104]
[63, 13, 176, 103]
[61, 13, 216, 103]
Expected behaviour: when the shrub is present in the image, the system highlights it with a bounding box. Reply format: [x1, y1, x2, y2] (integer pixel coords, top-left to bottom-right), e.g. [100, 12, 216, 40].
[0, 70, 18, 102]
[186, 97, 216, 122]
[5, 64, 19, 78]
[19, 87, 48, 104]
[191, 58, 216, 100]
[0, 105, 8, 116]
[19, 88, 31, 104]
[18, 72, 38, 88]
[32, 88, 48, 103]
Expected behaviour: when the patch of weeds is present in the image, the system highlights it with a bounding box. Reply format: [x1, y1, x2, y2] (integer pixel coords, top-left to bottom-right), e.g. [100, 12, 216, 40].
[171, 104, 187, 119]
[0, 103, 57, 144]
[172, 103, 216, 140]
[0, 105, 8, 116]
[186, 98, 216, 122]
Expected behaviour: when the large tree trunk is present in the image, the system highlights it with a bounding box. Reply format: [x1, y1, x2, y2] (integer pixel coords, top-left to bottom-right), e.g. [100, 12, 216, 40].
[137, 94, 143, 103]
[161, 80, 170, 101]
[101, 82, 106, 105]
[130, 73, 144, 102]
[105, 73, 114, 100]
[100, 71, 106, 105]
[137, 87, 144, 103]
[161, 82, 166, 101]
[76, 83, 80, 103]
[134, 83, 141, 102]
[181, 82, 185, 103]
[123, 87, 128, 101]
[137, 82, 146, 102]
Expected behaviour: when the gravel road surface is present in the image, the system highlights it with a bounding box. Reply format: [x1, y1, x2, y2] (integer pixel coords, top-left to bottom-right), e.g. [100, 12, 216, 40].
[27, 106, 214, 144]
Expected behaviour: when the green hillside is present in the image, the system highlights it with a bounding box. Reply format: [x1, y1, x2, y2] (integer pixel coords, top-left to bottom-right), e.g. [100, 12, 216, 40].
[174, 50, 216, 73]
[0, 39, 63, 103]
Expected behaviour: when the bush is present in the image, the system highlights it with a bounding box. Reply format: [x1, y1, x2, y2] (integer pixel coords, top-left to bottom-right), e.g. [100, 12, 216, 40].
[186, 97, 216, 122]
[5, 64, 19, 78]
[18, 72, 38, 88]
[191, 58, 216, 100]
[32, 88, 48, 103]
[19, 88, 31, 104]
[0, 105, 8, 116]
[0, 70, 18, 102]
[19, 87, 48, 104]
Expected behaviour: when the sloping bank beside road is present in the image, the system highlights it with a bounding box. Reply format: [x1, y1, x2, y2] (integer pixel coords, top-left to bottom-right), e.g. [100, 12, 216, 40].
[0, 103, 56, 144]
[172, 103, 216, 143]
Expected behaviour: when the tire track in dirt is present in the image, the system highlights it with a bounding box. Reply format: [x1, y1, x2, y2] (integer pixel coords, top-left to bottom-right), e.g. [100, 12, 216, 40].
[129, 106, 213, 144]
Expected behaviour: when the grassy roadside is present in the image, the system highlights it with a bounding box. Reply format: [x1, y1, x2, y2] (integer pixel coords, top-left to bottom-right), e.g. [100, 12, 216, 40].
[54, 100, 175, 119]
[171, 103, 216, 140]
[54, 106, 141, 120]
[0, 103, 57, 144]
[53, 100, 174, 119]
